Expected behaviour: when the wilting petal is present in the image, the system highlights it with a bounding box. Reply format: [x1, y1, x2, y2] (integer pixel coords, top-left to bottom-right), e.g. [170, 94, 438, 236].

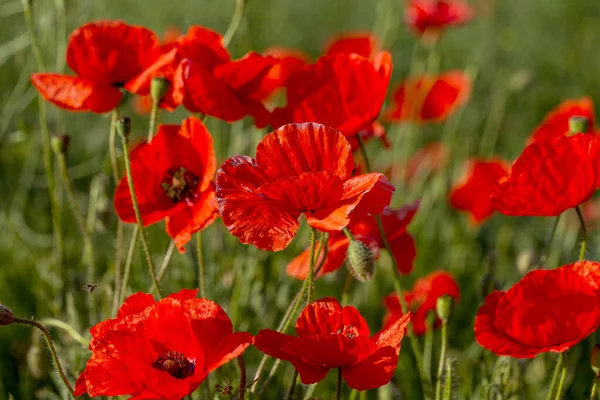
[31, 73, 122, 113]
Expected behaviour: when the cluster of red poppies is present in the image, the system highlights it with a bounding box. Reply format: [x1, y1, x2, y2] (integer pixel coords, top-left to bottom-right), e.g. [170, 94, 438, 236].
[15, 0, 600, 398]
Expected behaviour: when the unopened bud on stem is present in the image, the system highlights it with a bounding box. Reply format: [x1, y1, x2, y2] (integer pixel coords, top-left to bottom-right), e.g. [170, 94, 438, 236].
[0, 303, 14, 326]
[436, 295, 453, 323]
[151, 77, 169, 103]
[116, 116, 131, 139]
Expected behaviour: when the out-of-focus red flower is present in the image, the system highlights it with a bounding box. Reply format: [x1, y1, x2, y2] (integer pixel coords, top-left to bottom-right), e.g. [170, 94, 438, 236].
[389, 141, 448, 183]
[31, 20, 159, 113]
[405, 0, 473, 37]
[255, 297, 410, 391]
[114, 117, 218, 251]
[132, 95, 153, 115]
[475, 261, 600, 358]
[384, 271, 460, 335]
[492, 133, 598, 217]
[325, 32, 379, 59]
[74, 289, 253, 399]
[385, 70, 471, 123]
[216, 123, 394, 251]
[287, 201, 419, 279]
[529, 97, 595, 143]
[450, 159, 509, 224]
[271, 52, 392, 139]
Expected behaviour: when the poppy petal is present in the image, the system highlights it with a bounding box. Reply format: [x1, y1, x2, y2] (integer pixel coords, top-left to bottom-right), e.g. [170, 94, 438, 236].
[178, 26, 231, 71]
[325, 32, 378, 59]
[206, 331, 254, 371]
[530, 97, 595, 143]
[342, 346, 398, 391]
[31, 73, 122, 113]
[116, 292, 155, 319]
[389, 233, 417, 275]
[214, 52, 281, 100]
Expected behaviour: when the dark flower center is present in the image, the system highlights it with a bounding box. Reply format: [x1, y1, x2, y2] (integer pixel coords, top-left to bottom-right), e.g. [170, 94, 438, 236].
[161, 167, 199, 202]
[152, 351, 196, 379]
[334, 324, 359, 339]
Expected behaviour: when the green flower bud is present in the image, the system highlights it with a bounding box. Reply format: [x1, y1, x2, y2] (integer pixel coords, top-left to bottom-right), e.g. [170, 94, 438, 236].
[116, 116, 131, 139]
[346, 240, 376, 282]
[436, 295, 453, 322]
[151, 77, 170, 103]
[0, 303, 14, 326]
[568, 115, 589, 136]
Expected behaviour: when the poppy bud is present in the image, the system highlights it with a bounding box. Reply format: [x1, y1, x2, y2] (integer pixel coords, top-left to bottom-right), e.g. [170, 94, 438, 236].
[592, 344, 600, 377]
[0, 303, 14, 326]
[116, 116, 131, 139]
[346, 239, 376, 282]
[50, 134, 71, 154]
[568, 115, 589, 136]
[151, 77, 169, 103]
[436, 295, 453, 322]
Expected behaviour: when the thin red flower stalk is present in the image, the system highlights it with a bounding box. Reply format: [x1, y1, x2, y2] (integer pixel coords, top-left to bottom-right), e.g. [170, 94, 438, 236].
[114, 117, 219, 252]
[215, 122, 394, 251]
[31, 20, 160, 113]
[384, 271, 460, 336]
[75, 289, 253, 399]
[255, 297, 411, 391]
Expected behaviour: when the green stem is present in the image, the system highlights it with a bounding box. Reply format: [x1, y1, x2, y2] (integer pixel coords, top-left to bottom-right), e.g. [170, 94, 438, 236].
[591, 378, 598, 400]
[356, 134, 372, 172]
[575, 206, 588, 262]
[237, 356, 246, 400]
[120, 136, 162, 297]
[435, 321, 448, 400]
[197, 232, 206, 298]
[424, 311, 435, 378]
[118, 226, 139, 305]
[147, 100, 159, 142]
[546, 353, 565, 400]
[554, 353, 567, 400]
[443, 359, 453, 400]
[39, 318, 88, 347]
[341, 273, 353, 307]
[336, 367, 343, 400]
[108, 109, 120, 183]
[156, 240, 177, 283]
[306, 227, 318, 304]
[538, 215, 561, 267]
[286, 370, 299, 400]
[349, 390, 358, 400]
[222, 0, 245, 47]
[23, 0, 64, 280]
[14, 318, 77, 398]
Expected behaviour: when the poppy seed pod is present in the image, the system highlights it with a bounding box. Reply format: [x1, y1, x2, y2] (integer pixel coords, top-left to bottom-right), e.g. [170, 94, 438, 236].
[0, 303, 14, 326]
[592, 344, 600, 377]
[346, 239, 376, 282]
[151, 77, 169, 103]
[51, 134, 71, 154]
[436, 295, 453, 322]
[568, 115, 589, 135]
[116, 117, 131, 139]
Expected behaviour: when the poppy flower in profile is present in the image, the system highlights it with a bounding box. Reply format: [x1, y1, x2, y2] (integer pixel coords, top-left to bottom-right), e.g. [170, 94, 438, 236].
[450, 159, 509, 224]
[384, 271, 460, 335]
[255, 297, 411, 391]
[114, 117, 219, 251]
[287, 201, 419, 279]
[529, 97, 595, 143]
[270, 51, 392, 139]
[475, 261, 600, 358]
[405, 0, 473, 37]
[74, 289, 253, 399]
[216, 123, 394, 251]
[385, 70, 471, 123]
[325, 32, 379, 59]
[31, 20, 159, 113]
[492, 133, 598, 217]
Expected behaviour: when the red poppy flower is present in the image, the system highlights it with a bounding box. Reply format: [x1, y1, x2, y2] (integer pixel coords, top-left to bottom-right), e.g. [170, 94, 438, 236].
[384, 271, 460, 335]
[475, 261, 600, 358]
[270, 52, 392, 138]
[255, 297, 411, 391]
[385, 70, 471, 123]
[216, 123, 394, 251]
[492, 133, 598, 217]
[450, 159, 509, 224]
[125, 26, 231, 112]
[31, 20, 159, 113]
[325, 32, 379, 59]
[113, 117, 219, 251]
[405, 0, 473, 37]
[529, 97, 595, 143]
[74, 289, 253, 399]
[286, 201, 419, 279]
[259, 47, 309, 101]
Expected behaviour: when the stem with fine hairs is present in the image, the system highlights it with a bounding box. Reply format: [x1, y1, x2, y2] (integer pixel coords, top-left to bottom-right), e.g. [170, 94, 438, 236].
[575, 206, 588, 262]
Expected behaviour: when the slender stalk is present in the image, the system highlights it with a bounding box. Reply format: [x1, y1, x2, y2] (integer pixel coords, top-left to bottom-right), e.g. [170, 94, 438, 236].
[14, 318, 76, 398]
[22, 0, 64, 277]
[222, 0, 245, 46]
[546, 353, 565, 400]
[286, 370, 299, 400]
[341, 273, 353, 306]
[197, 232, 206, 298]
[314, 233, 330, 277]
[435, 320, 449, 400]
[118, 226, 139, 305]
[156, 240, 177, 283]
[443, 359, 453, 400]
[237, 356, 246, 400]
[39, 318, 88, 347]
[120, 135, 162, 297]
[575, 206, 588, 262]
[538, 215, 561, 268]
[591, 378, 598, 400]
[553, 353, 567, 400]
[336, 367, 343, 400]
[306, 227, 318, 303]
[424, 311, 435, 378]
[108, 110, 120, 183]
[147, 101, 159, 142]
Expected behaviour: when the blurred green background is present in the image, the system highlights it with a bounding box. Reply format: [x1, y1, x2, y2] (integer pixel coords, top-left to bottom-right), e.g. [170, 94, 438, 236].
[2, 0, 600, 398]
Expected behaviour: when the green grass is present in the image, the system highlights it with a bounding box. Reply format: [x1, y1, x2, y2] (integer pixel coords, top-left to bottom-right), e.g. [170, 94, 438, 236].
[1, 0, 600, 399]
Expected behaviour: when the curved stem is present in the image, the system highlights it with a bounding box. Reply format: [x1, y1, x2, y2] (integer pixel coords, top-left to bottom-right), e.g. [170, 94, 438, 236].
[591, 378, 598, 400]
[237, 355, 246, 400]
[575, 206, 588, 262]
[120, 137, 162, 297]
[538, 215, 561, 267]
[554, 353, 567, 400]
[286, 370, 299, 400]
[222, 0, 245, 47]
[147, 101, 159, 142]
[306, 227, 318, 304]
[197, 232, 206, 298]
[39, 318, 88, 347]
[546, 353, 565, 400]
[336, 367, 343, 400]
[435, 321, 448, 400]
[14, 318, 77, 398]
[119, 226, 139, 305]
[156, 240, 177, 283]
